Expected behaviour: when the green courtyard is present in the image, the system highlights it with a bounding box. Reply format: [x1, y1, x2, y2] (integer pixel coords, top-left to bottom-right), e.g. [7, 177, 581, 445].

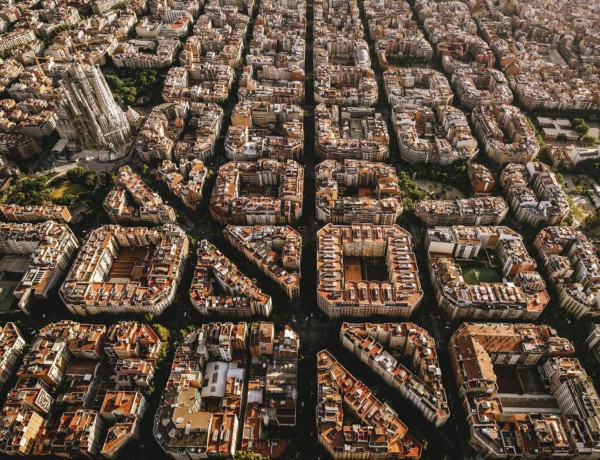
[462, 266, 500, 283]
[50, 179, 87, 199]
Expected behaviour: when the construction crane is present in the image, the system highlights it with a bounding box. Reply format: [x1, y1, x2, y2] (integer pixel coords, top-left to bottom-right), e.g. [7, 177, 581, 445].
[73, 37, 113, 63]
[33, 55, 55, 97]
[32, 37, 112, 98]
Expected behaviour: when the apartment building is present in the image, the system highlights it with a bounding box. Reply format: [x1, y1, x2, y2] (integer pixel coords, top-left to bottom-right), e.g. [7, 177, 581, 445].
[316, 350, 422, 459]
[317, 224, 423, 318]
[0, 204, 72, 223]
[210, 159, 304, 225]
[153, 322, 248, 459]
[365, 0, 432, 68]
[100, 392, 148, 459]
[473, 0, 600, 111]
[415, 0, 495, 74]
[534, 226, 600, 319]
[0, 321, 160, 458]
[60, 224, 189, 316]
[0, 29, 36, 54]
[191, 240, 273, 317]
[384, 68, 453, 108]
[179, 20, 244, 69]
[393, 104, 477, 164]
[313, 0, 369, 69]
[136, 102, 223, 162]
[427, 225, 549, 320]
[314, 65, 378, 107]
[316, 159, 402, 225]
[415, 197, 508, 226]
[452, 67, 513, 109]
[468, 163, 495, 196]
[0, 322, 26, 387]
[240, 0, 306, 106]
[163, 64, 234, 103]
[472, 105, 540, 165]
[238, 68, 304, 103]
[0, 60, 23, 94]
[584, 325, 600, 363]
[0, 221, 79, 314]
[224, 225, 301, 300]
[103, 166, 177, 225]
[242, 324, 299, 457]
[0, 98, 56, 160]
[226, 100, 304, 161]
[563, 145, 600, 166]
[315, 104, 389, 161]
[46, 31, 119, 66]
[0, 155, 20, 177]
[500, 162, 569, 227]
[340, 322, 449, 427]
[111, 38, 180, 68]
[449, 323, 600, 459]
[157, 159, 207, 210]
[104, 321, 162, 362]
[238, 66, 305, 105]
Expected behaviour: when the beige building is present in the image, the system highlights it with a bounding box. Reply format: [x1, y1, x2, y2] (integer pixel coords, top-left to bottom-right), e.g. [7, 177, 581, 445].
[415, 196, 508, 227]
[317, 224, 423, 318]
[0, 221, 79, 314]
[472, 105, 540, 165]
[210, 159, 304, 225]
[427, 226, 549, 320]
[317, 350, 422, 459]
[104, 166, 177, 225]
[393, 104, 477, 164]
[449, 323, 599, 459]
[0, 204, 72, 223]
[340, 322, 450, 427]
[316, 159, 402, 225]
[224, 225, 301, 300]
[191, 240, 273, 317]
[535, 226, 600, 319]
[60, 225, 189, 316]
[500, 162, 569, 227]
[153, 323, 248, 459]
[315, 104, 389, 161]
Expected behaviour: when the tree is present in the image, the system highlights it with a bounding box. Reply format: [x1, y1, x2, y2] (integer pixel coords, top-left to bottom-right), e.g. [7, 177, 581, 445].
[234, 452, 269, 460]
[13, 191, 26, 204]
[56, 194, 77, 206]
[572, 118, 585, 127]
[556, 133, 568, 142]
[575, 124, 590, 135]
[581, 135, 597, 146]
[397, 171, 427, 201]
[152, 323, 170, 342]
[100, 171, 117, 186]
[85, 173, 97, 188]
[555, 173, 564, 186]
[402, 197, 414, 214]
[105, 74, 124, 89]
[67, 167, 88, 184]
[143, 313, 155, 323]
